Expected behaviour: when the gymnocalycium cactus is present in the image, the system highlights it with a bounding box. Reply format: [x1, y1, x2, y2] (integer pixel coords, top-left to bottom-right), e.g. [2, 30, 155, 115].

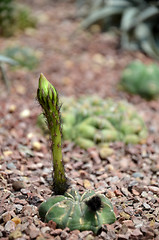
[37, 74, 116, 234]
[120, 60, 159, 99]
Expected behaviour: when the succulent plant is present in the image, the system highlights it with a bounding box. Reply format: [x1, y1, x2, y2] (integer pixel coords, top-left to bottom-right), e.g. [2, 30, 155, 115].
[38, 95, 147, 149]
[39, 189, 116, 234]
[0, 54, 18, 91]
[120, 60, 159, 99]
[4, 46, 39, 70]
[78, 0, 159, 59]
[37, 74, 116, 234]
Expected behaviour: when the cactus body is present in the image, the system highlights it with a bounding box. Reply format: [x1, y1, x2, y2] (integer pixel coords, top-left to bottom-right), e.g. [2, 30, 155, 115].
[121, 60, 159, 99]
[38, 95, 147, 148]
[75, 137, 95, 149]
[39, 189, 116, 234]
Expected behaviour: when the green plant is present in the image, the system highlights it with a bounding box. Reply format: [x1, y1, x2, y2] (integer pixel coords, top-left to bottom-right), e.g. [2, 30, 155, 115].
[13, 4, 36, 31]
[4, 46, 39, 70]
[0, 1, 36, 37]
[0, 0, 14, 36]
[79, 0, 159, 59]
[38, 95, 147, 149]
[0, 54, 18, 90]
[37, 74, 116, 234]
[120, 60, 159, 99]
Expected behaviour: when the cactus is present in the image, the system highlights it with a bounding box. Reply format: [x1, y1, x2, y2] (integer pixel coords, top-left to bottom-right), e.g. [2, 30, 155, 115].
[38, 95, 147, 149]
[79, 0, 159, 59]
[39, 189, 116, 234]
[37, 74, 116, 234]
[120, 60, 159, 99]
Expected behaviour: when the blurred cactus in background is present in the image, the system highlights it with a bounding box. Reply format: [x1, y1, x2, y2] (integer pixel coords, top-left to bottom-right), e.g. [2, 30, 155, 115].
[38, 95, 148, 149]
[4, 46, 39, 70]
[120, 60, 159, 99]
[78, 0, 159, 59]
[0, 0, 36, 37]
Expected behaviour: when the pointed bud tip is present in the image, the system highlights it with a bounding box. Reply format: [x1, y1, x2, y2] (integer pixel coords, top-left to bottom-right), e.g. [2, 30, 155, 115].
[38, 73, 51, 97]
[38, 73, 58, 105]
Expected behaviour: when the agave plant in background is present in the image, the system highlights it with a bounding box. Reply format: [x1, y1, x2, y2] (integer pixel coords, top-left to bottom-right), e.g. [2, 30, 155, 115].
[37, 74, 116, 234]
[0, 54, 18, 91]
[79, 0, 159, 59]
[120, 60, 159, 99]
[4, 46, 39, 70]
[37, 95, 148, 149]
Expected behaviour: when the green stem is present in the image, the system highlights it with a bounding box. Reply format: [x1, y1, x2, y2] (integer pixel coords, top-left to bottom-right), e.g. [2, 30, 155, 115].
[37, 73, 68, 195]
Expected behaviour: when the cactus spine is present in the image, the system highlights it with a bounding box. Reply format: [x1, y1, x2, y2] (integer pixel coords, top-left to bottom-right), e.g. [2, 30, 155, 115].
[37, 73, 68, 195]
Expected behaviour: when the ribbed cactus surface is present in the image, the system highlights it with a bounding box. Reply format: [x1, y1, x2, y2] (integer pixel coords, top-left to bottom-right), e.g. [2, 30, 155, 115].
[39, 189, 116, 234]
[120, 60, 159, 99]
[38, 95, 147, 149]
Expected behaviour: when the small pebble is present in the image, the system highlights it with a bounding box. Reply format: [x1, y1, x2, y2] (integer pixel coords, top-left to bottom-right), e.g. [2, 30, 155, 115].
[83, 179, 92, 189]
[26, 224, 39, 239]
[9, 229, 22, 239]
[12, 180, 24, 191]
[122, 220, 134, 228]
[2, 212, 11, 223]
[60, 231, 69, 239]
[148, 186, 159, 194]
[15, 204, 23, 214]
[67, 233, 79, 240]
[8, 104, 16, 113]
[32, 141, 42, 151]
[99, 147, 114, 159]
[0, 225, 4, 237]
[20, 109, 30, 118]
[132, 189, 140, 196]
[3, 150, 13, 157]
[120, 212, 130, 220]
[50, 229, 62, 236]
[7, 163, 16, 170]
[21, 188, 30, 195]
[41, 226, 50, 234]
[11, 217, 21, 225]
[5, 220, 16, 232]
[132, 172, 144, 179]
[130, 229, 143, 238]
[141, 191, 148, 198]
[143, 202, 151, 210]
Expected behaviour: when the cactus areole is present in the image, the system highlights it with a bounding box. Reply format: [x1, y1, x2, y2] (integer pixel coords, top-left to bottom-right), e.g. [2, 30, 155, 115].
[37, 74, 116, 234]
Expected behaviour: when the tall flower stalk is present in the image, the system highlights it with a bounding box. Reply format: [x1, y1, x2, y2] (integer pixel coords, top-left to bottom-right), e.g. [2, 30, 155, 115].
[37, 73, 68, 195]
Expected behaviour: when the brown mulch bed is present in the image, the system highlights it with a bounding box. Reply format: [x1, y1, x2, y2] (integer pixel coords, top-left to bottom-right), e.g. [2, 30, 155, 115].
[0, 1, 159, 239]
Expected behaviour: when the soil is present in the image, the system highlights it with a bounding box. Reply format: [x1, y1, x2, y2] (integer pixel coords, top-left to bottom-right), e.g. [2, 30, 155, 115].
[0, 1, 159, 239]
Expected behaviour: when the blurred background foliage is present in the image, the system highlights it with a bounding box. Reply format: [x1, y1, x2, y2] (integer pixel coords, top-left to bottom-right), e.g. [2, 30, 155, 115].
[4, 46, 39, 70]
[37, 96, 148, 149]
[0, 0, 37, 37]
[120, 60, 159, 99]
[77, 0, 159, 59]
